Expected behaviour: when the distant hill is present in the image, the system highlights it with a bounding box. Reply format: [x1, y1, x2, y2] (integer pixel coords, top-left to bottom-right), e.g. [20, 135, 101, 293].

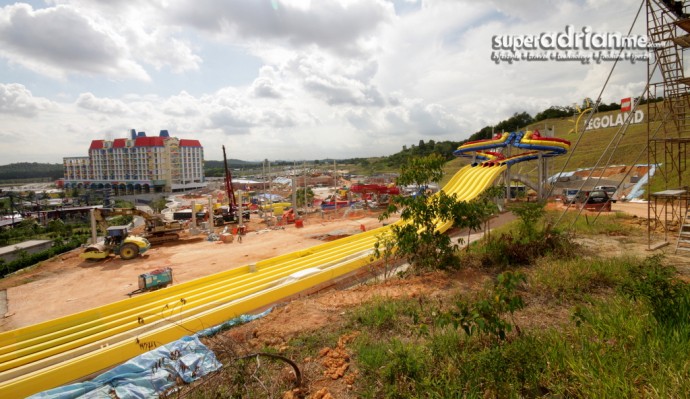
[0, 103, 674, 189]
[204, 159, 261, 169]
[0, 162, 63, 182]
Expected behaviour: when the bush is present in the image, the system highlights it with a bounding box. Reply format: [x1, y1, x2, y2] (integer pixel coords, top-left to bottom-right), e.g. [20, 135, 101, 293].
[621, 254, 690, 329]
[350, 297, 421, 334]
[530, 256, 636, 302]
[476, 229, 575, 268]
[0, 235, 87, 278]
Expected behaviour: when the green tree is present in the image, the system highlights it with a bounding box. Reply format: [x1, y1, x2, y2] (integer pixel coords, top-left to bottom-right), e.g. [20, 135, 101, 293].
[375, 154, 498, 272]
[509, 201, 546, 242]
[534, 106, 575, 122]
[296, 187, 315, 207]
[150, 197, 169, 213]
[113, 199, 134, 209]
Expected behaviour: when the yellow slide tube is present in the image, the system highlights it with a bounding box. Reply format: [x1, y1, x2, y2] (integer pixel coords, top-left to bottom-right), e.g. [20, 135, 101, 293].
[0, 163, 506, 398]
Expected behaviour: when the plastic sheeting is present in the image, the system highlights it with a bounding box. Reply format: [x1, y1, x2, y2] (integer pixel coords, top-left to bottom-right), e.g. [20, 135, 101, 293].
[626, 164, 657, 200]
[28, 335, 220, 399]
[196, 307, 272, 338]
[29, 308, 272, 399]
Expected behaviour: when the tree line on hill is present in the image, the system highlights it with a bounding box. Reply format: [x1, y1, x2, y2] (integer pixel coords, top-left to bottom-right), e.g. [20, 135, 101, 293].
[0, 97, 664, 181]
[0, 163, 63, 182]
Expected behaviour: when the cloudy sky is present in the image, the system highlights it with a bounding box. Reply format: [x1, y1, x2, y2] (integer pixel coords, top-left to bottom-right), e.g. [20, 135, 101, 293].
[0, 0, 652, 164]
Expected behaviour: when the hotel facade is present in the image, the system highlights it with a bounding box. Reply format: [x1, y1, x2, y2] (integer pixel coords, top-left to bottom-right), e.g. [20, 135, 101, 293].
[62, 130, 205, 194]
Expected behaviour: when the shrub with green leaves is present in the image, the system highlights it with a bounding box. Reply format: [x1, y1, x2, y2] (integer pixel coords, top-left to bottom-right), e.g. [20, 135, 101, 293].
[509, 201, 546, 242]
[473, 202, 576, 268]
[375, 154, 501, 273]
[442, 271, 526, 341]
[621, 254, 690, 329]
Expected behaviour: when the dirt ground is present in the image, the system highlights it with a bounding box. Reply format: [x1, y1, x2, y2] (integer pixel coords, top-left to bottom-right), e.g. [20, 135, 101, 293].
[0, 200, 673, 332]
[200, 201, 690, 399]
[4, 198, 690, 398]
[0, 209, 394, 331]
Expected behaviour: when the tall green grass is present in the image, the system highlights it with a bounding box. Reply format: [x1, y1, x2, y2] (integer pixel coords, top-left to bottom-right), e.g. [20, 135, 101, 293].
[548, 210, 638, 236]
[529, 256, 636, 302]
[348, 254, 690, 398]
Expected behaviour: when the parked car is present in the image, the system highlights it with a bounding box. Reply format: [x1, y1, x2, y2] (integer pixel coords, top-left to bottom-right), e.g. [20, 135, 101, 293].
[575, 189, 612, 211]
[562, 188, 580, 204]
[594, 185, 618, 202]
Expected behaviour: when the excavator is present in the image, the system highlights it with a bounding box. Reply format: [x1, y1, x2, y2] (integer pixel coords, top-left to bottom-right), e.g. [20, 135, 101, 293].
[92, 207, 185, 245]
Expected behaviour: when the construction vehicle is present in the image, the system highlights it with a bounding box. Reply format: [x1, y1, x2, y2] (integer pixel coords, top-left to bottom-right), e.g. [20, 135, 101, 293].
[349, 183, 400, 208]
[128, 267, 173, 296]
[81, 225, 151, 260]
[213, 145, 251, 226]
[94, 207, 184, 245]
[282, 207, 296, 224]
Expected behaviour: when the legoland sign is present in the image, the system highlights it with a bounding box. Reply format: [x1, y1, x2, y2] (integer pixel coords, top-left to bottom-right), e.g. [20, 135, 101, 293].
[585, 109, 644, 131]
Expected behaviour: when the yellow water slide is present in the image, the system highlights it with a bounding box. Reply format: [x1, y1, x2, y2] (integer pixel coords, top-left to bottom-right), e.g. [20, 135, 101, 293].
[0, 163, 506, 398]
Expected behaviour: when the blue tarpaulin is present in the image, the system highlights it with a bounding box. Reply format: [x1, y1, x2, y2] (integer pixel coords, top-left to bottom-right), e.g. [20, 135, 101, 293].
[29, 335, 221, 399]
[626, 164, 657, 200]
[29, 309, 272, 399]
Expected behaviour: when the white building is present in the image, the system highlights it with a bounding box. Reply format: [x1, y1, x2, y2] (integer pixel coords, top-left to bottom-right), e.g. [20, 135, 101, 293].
[63, 130, 205, 193]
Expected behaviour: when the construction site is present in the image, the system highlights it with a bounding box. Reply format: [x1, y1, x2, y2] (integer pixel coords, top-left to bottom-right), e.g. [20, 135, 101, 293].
[1, 1, 690, 398]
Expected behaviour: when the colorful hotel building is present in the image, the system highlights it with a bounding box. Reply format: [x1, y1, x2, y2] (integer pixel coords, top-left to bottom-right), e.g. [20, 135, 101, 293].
[62, 130, 205, 194]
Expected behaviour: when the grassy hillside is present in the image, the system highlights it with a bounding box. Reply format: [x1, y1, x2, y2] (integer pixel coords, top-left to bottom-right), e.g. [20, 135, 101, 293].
[435, 103, 690, 194]
[434, 106, 654, 189]
[527, 108, 651, 172]
[527, 104, 689, 192]
[185, 212, 690, 398]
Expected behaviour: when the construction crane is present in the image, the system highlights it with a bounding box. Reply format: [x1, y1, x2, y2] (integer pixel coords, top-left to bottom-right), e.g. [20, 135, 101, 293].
[213, 146, 250, 226]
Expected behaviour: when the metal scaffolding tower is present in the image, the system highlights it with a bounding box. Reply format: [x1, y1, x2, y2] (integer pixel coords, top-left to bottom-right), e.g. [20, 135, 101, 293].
[646, 0, 690, 249]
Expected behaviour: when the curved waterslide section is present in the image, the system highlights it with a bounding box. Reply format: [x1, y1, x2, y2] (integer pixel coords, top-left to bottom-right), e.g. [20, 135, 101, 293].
[454, 130, 570, 165]
[0, 162, 508, 398]
[507, 130, 570, 164]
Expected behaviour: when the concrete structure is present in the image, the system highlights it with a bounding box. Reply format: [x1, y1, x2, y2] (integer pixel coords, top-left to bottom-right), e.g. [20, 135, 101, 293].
[0, 240, 53, 263]
[63, 130, 205, 194]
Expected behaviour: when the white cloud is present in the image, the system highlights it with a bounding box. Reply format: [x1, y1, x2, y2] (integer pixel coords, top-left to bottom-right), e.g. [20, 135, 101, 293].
[0, 2, 203, 81]
[124, 28, 202, 74]
[0, 83, 54, 117]
[251, 77, 283, 98]
[162, 91, 201, 117]
[207, 107, 257, 134]
[0, 0, 656, 164]
[0, 3, 149, 80]
[164, 0, 392, 56]
[76, 93, 130, 114]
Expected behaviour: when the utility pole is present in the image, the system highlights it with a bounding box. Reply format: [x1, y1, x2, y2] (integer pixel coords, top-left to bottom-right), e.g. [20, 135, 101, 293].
[292, 177, 297, 213]
[303, 160, 308, 211]
[262, 159, 266, 221]
[238, 190, 244, 231]
[89, 208, 97, 245]
[8, 193, 16, 224]
[293, 160, 297, 211]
